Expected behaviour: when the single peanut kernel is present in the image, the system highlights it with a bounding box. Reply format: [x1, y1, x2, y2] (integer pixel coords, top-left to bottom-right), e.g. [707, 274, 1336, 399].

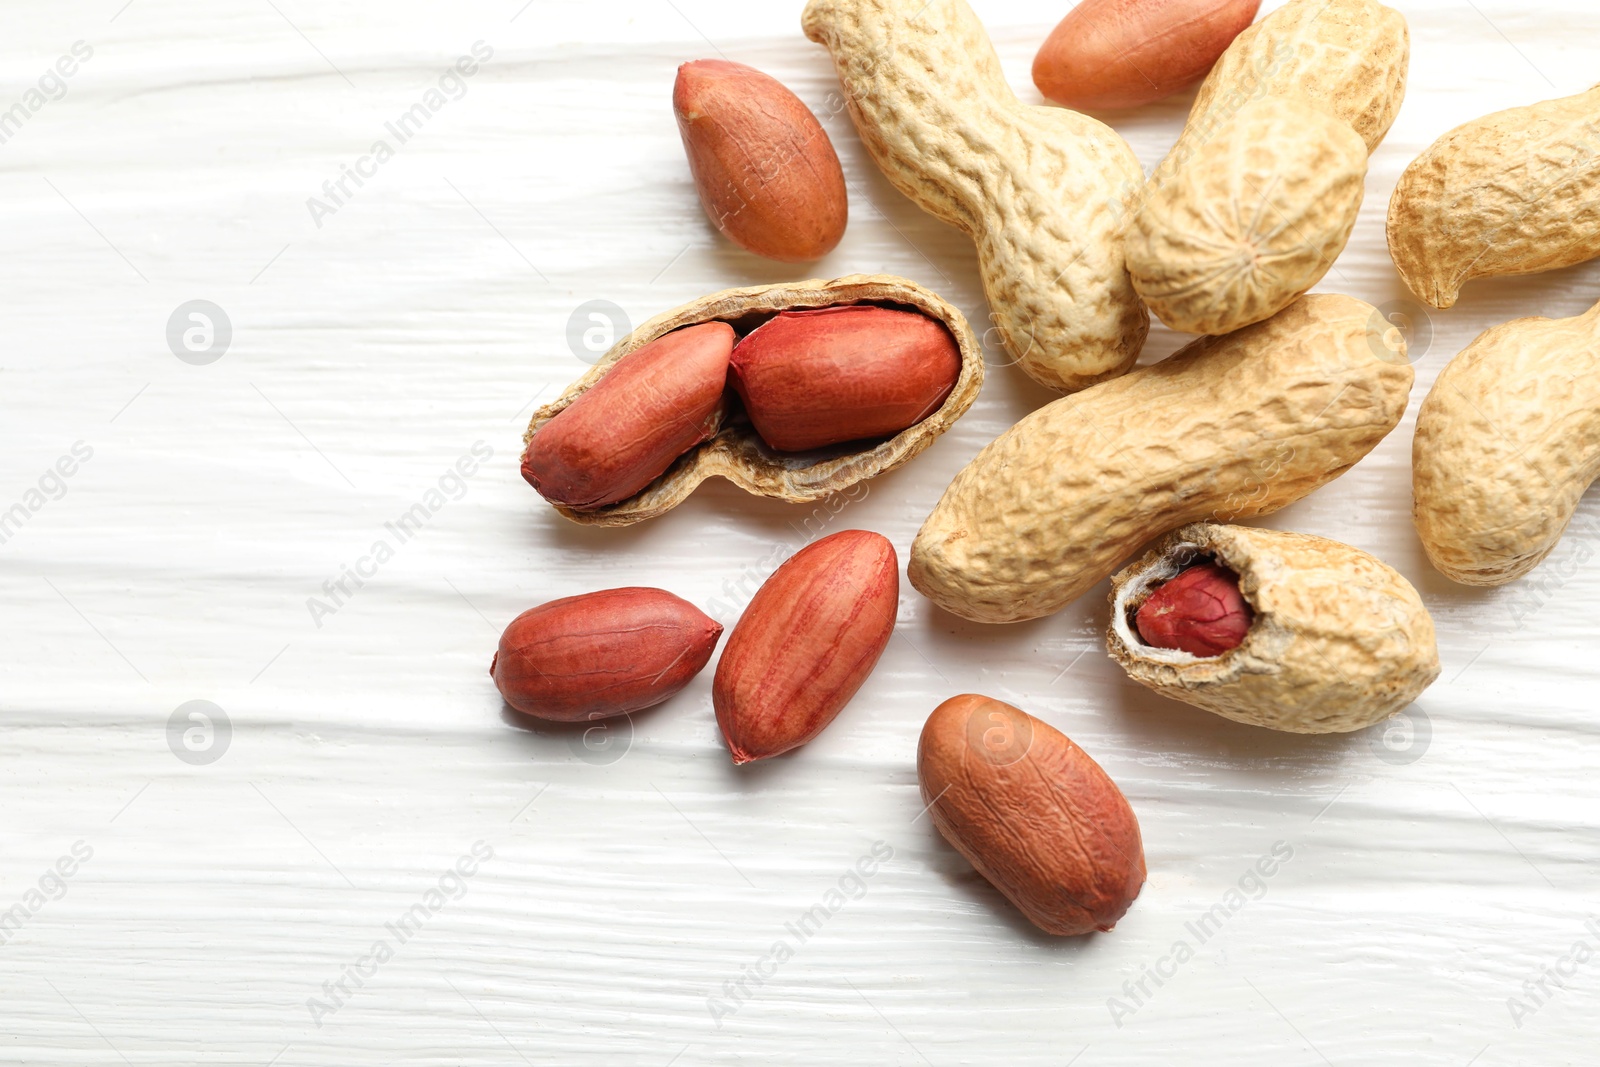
[1134, 562, 1253, 657]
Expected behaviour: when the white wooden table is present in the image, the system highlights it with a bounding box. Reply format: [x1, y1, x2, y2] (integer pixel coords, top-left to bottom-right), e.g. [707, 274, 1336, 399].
[1, 1, 1595, 1063]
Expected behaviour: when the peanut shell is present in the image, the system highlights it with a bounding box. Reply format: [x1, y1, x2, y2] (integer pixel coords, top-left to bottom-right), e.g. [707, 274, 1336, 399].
[801, 0, 1149, 393]
[1151, 0, 1408, 188]
[1387, 84, 1600, 309]
[1127, 96, 1368, 335]
[1108, 524, 1440, 733]
[524, 275, 983, 527]
[1413, 299, 1600, 585]
[909, 294, 1414, 623]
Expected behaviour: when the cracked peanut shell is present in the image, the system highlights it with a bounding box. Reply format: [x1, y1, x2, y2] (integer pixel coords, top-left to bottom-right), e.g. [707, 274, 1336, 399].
[1108, 523, 1439, 733]
[524, 274, 982, 527]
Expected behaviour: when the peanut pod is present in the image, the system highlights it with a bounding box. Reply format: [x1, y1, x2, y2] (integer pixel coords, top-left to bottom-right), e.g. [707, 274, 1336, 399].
[1127, 96, 1368, 335]
[1151, 0, 1409, 189]
[1388, 84, 1600, 310]
[918, 694, 1146, 936]
[909, 295, 1414, 623]
[1413, 299, 1600, 585]
[801, 0, 1149, 393]
[524, 275, 982, 527]
[1107, 524, 1440, 733]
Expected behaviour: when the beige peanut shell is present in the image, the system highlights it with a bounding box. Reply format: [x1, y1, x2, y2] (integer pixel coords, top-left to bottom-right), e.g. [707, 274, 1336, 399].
[1108, 524, 1439, 733]
[1413, 299, 1600, 585]
[909, 294, 1414, 624]
[801, 0, 1148, 394]
[1388, 84, 1600, 310]
[1151, 0, 1408, 189]
[1127, 96, 1368, 336]
[525, 275, 983, 527]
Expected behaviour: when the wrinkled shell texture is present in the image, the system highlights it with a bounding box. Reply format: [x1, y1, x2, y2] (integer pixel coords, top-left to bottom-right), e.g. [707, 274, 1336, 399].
[1032, 0, 1262, 111]
[524, 274, 983, 527]
[1128, 96, 1368, 335]
[1108, 524, 1440, 733]
[491, 588, 723, 723]
[1387, 84, 1600, 310]
[1152, 0, 1408, 188]
[910, 294, 1413, 624]
[674, 59, 848, 262]
[1413, 300, 1600, 585]
[801, 0, 1149, 394]
[713, 530, 898, 764]
[917, 695, 1146, 936]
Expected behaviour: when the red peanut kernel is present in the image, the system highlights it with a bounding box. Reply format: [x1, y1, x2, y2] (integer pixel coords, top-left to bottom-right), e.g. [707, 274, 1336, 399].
[1134, 562, 1253, 657]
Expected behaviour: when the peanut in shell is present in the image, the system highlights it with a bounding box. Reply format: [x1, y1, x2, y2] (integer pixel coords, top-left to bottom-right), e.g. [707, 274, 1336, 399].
[908, 294, 1414, 624]
[1413, 299, 1600, 585]
[1107, 524, 1440, 734]
[524, 274, 983, 527]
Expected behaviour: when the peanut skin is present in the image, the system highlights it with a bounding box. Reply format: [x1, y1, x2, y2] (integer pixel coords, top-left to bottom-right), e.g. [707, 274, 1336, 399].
[674, 60, 848, 263]
[1109, 524, 1439, 733]
[1032, 0, 1261, 111]
[1134, 563, 1253, 657]
[521, 322, 734, 510]
[491, 588, 723, 722]
[730, 306, 961, 452]
[714, 530, 897, 764]
[1413, 299, 1600, 585]
[802, 0, 1149, 393]
[918, 694, 1145, 936]
[910, 294, 1413, 624]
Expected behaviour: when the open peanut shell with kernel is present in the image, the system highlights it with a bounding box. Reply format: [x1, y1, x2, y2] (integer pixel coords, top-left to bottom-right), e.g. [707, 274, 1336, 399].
[1107, 523, 1439, 734]
[524, 274, 984, 527]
